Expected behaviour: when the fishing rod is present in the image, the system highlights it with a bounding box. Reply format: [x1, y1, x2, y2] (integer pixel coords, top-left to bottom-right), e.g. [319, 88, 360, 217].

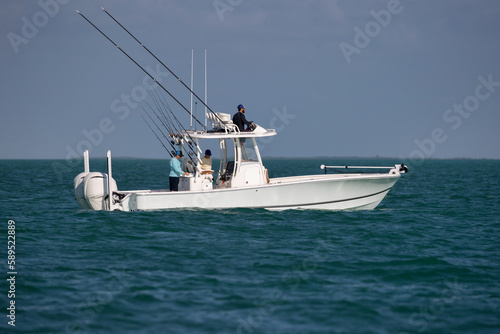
[142, 86, 198, 163]
[149, 94, 174, 134]
[144, 95, 176, 137]
[148, 89, 178, 136]
[140, 114, 173, 157]
[134, 60, 200, 157]
[147, 96, 200, 164]
[149, 87, 200, 155]
[143, 100, 175, 140]
[143, 105, 176, 149]
[101, 7, 224, 124]
[142, 107, 196, 165]
[76, 10, 206, 130]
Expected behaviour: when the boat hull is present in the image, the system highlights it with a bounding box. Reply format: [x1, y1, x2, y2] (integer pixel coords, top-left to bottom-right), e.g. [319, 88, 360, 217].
[119, 173, 400, 211]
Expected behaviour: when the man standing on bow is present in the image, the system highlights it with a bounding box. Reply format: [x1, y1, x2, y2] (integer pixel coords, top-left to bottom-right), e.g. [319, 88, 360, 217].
[232, 104, 255, 131]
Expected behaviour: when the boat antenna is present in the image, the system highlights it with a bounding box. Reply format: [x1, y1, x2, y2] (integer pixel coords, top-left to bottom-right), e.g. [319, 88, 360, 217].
[190, 49, 194, 130]
[195, 102, 198, 132]
[76, 10, 206, 130]
[204, 48, 207, 128]
[101, 8, 224, 124]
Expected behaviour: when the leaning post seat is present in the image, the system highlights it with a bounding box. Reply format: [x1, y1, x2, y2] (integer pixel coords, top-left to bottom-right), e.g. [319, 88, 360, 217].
[217, 113, 231, 123]
[207, 112, 239, 133]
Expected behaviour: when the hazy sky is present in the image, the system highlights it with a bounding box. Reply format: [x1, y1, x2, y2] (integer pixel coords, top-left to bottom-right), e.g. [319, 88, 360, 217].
[1, 0, 499, 161]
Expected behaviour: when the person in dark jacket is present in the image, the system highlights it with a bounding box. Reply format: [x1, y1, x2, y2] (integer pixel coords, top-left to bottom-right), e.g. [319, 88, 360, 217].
[232, 104, 255, 131]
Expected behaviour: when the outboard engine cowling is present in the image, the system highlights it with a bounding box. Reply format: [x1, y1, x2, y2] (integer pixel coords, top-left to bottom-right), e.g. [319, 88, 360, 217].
[74, 172, 92, 210]
[82, 172, 118, 210]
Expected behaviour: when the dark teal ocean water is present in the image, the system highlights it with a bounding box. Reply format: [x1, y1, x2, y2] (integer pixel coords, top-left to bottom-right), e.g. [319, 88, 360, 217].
[1, 158, 499, 334]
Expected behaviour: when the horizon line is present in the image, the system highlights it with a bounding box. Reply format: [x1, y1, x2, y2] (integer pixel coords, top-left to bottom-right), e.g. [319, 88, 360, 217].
[1, 156, 499, 161]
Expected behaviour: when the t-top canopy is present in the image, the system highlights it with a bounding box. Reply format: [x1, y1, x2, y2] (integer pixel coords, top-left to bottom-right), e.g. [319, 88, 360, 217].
[186, 125, 277, 139]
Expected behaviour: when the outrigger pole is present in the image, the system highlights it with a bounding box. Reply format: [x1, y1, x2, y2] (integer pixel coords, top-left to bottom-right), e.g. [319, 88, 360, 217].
[76, 10, 206, 130]
[101, 8, 224, 124]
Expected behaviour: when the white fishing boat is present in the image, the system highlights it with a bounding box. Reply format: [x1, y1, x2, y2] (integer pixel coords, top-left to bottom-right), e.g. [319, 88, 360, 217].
[74, 113, 407, 211]
[73, 8, 407, 212]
